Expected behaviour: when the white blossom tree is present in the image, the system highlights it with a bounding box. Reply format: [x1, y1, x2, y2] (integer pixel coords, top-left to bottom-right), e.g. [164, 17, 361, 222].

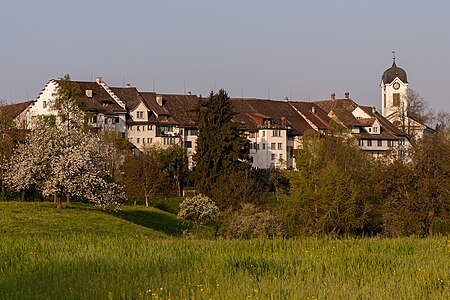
[7, 120, 123, 209]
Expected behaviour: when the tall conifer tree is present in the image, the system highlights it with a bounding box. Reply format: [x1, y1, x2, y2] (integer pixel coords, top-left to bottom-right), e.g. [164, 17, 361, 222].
[193, 89, 249, 196]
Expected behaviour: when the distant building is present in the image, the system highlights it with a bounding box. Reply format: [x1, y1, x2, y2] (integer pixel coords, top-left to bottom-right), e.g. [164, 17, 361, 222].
[17, 65, 418, 169]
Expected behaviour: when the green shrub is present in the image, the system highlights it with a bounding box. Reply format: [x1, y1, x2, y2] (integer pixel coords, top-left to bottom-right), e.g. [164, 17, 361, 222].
[220, 203, 283, 239]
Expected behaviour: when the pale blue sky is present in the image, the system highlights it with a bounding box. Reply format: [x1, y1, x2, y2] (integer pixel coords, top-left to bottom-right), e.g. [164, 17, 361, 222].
[1, 0, 449, 112]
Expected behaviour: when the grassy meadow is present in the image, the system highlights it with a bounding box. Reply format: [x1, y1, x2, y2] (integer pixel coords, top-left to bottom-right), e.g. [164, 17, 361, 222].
[0, 202, 449, 299]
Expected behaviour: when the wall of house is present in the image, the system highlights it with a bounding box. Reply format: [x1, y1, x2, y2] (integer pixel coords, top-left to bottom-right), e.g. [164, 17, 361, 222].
[248, 129, 289, 169]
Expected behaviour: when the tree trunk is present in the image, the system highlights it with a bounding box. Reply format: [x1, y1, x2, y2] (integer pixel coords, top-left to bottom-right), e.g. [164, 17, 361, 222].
[145, 194, 149, 207]
[54, 194, 62, 209]
[66, 194, 70, 203]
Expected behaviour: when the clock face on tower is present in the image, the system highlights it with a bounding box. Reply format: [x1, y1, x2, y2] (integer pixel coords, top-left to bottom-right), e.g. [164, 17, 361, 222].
[393, 82, 400, 90]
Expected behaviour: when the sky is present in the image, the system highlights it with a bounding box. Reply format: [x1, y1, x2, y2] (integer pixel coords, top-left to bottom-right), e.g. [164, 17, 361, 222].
[1, 0, 449, 112]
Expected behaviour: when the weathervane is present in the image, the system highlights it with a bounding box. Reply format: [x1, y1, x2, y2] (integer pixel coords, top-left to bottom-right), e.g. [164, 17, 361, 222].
[392, 51, 396, 62]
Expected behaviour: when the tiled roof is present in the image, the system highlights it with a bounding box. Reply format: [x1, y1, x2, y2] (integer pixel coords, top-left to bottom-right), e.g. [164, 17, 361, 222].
[230, 98, 314, 135]
[110, 87, 145, 111]
[0, 100, 35, 120]
[313, 98, 358, 113]
[140, 92, 171, 116]
[68, 81, 125, 115]
[288, 101, 330, 130]
[358, 118, 376, 127]
[158, 94, 198, 127]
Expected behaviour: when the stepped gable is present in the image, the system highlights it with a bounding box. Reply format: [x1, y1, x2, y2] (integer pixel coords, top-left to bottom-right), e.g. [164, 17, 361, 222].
[288, 101, 330, 130]
[157, 94, 199, 128]
[230, 98, 314, 135]
[0, 100, 35, 120]
[70, 81, 124, 115]
[110, 87, 145, 111]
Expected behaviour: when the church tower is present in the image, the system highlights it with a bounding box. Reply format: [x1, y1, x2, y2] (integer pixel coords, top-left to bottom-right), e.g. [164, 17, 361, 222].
[381, 52, 409, 121]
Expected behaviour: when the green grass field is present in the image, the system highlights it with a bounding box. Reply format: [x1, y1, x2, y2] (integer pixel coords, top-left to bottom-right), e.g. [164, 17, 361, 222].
[0, 202, 449, 299]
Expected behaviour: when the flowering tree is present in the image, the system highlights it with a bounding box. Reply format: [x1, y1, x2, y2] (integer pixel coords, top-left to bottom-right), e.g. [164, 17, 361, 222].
[7, 121, 123, 209]
[177, 195, 219, 231]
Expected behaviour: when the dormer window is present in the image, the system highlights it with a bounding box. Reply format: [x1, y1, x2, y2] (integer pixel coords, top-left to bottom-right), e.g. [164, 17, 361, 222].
[137, 111, 144, 119]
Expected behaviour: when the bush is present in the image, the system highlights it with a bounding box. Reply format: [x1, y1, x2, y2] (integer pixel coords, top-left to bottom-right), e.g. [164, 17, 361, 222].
[177, 195, 219, 228]
[220, 203, 283, 239]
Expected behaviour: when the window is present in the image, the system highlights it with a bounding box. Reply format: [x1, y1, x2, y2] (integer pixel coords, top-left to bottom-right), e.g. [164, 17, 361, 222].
[378, 140, 382, 147]
[262, 143, 266, 150]
[256, 144, 260, 150]
[373, 127, 378, 133]
[148, 125, 153, 130]
[262, 131, 265, 137]
[253, 143, 258, 150]
[368, 128, 372, 132]
[279, 154, 283, 161]
[114, 117, 120, 124]
[393, 93, 400, 107]
[43, 101, 47, 108]
[358, 139, 364, 147]
[367, 140, 372, 147]
[249, 132, 256, 138]
[271, 143, 276, 150]
[399, 139, 404, 146]
[190, 129, 198, 136]
[278, 143, 282, 150]
[388, 140, 394, 147]
[179, 129, 183, 136]
[137, 126, 140, 131]
[137, 138, 140, 143]
[148, 138, 152, 144]
[137, 111, 144, 119]
[185, 141, 192, 148]
[271, 153, 276, 160]
[272, 130, 281, 137]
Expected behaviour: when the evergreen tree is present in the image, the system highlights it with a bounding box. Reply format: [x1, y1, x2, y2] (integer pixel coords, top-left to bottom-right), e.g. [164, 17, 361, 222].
[193, 89, 250, 197]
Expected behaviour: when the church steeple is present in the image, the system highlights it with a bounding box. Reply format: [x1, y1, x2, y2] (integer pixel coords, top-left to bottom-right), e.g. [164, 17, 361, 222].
[381, 52, 409, 118]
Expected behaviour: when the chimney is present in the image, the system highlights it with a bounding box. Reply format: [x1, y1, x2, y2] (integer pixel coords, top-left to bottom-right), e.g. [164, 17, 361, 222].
[281, 117, 286, 128]
[125, 83, 132, 88]
[311, 106, 316, 114]
[96, 76, 102, 84]
[331, 93, 336, 100]
[156, 95, 163, 106]
[284, 96, 289, 102]
[85, 90, 93, 98]
[372, 106, 376, 114]
[345, 92, 350, 99]
[187, 91, 192, 95]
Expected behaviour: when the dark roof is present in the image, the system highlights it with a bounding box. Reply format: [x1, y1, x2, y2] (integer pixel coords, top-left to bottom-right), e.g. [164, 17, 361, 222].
[110, 87, 145, 111]
[140, 92, 171, 116]
[67, 81, 125, 115]
[359, 105, 407, 137]
[381, 60, 408, 84]
[314, 98, 359, 113]
[288, 102, 330, 130]
[230, 98, 314, 135]
[158, 94, 198, 127]
[0, 100, 35, 120]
